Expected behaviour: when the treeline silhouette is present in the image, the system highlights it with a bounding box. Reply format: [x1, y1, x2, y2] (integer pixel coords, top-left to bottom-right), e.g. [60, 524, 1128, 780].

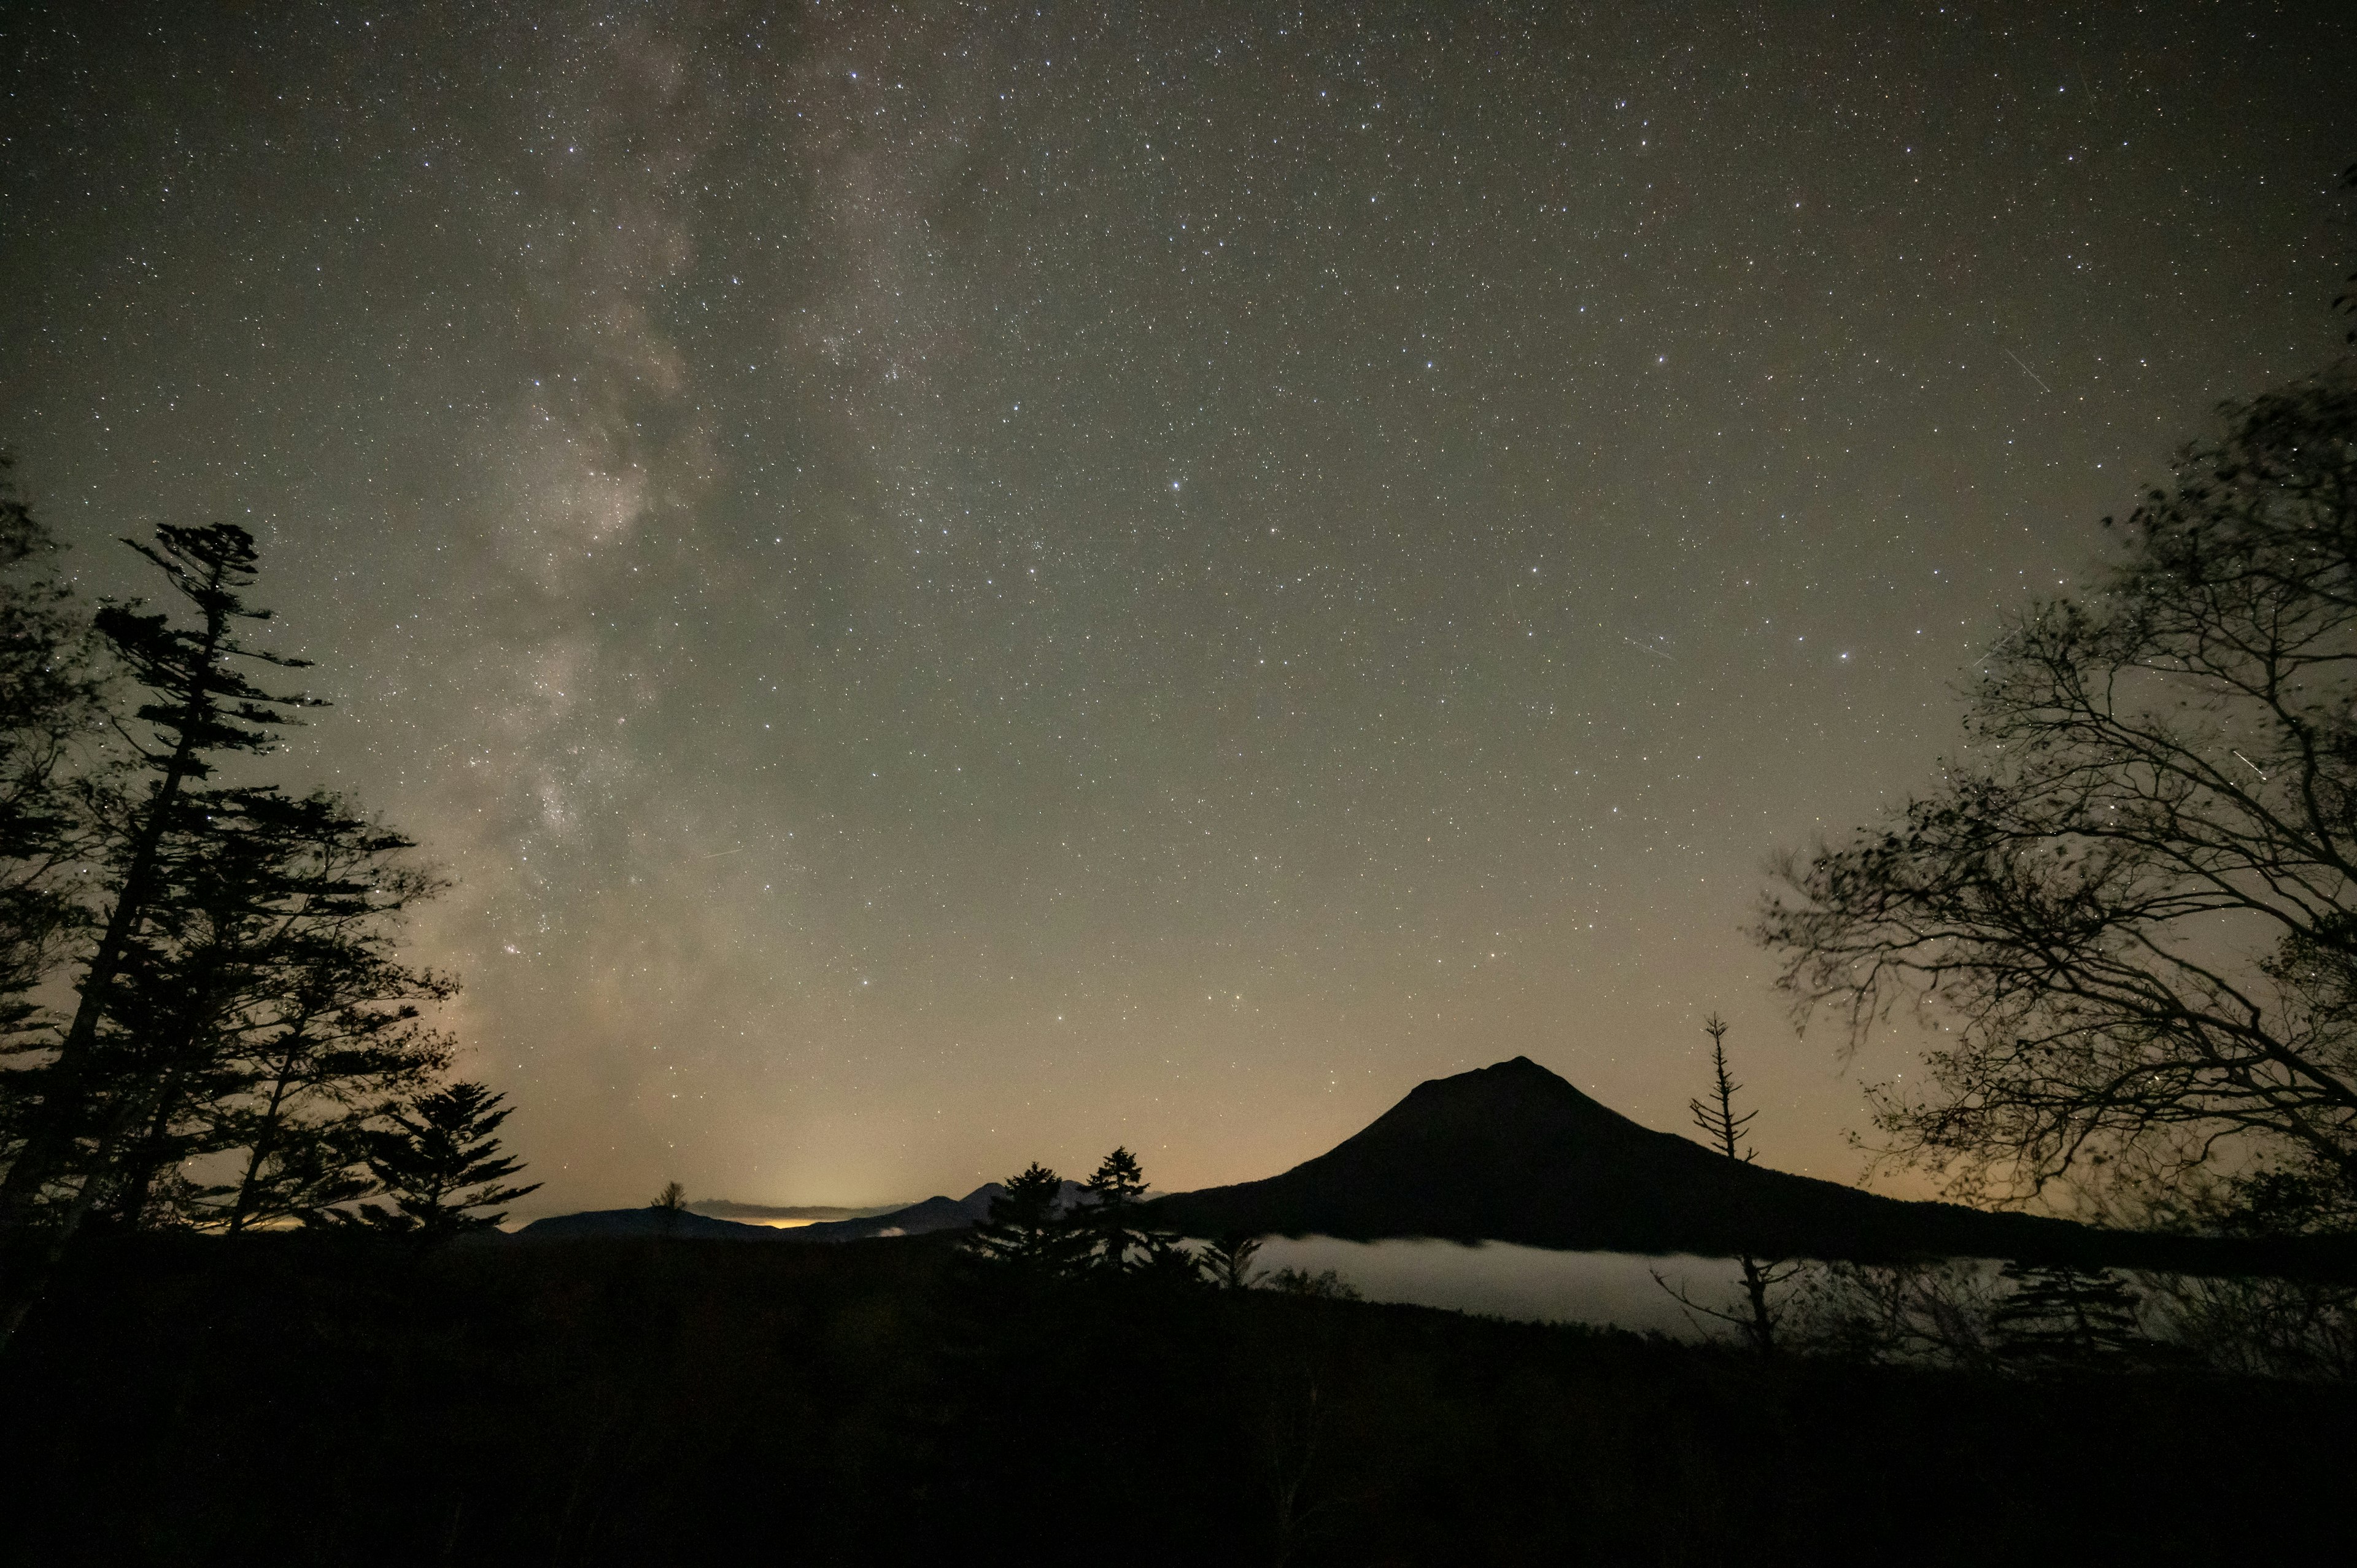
[0, 477, 532, 1345]
[1638, 1020, 2357, 1377]
[2, 1203, 2347, 1566]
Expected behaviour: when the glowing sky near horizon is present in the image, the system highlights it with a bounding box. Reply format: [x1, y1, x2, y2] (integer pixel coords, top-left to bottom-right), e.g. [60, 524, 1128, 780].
[1, 1, 2349, 1214]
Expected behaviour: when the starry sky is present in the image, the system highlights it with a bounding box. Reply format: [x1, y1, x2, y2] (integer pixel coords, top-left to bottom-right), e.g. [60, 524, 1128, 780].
[2, 2, 2351, 1214]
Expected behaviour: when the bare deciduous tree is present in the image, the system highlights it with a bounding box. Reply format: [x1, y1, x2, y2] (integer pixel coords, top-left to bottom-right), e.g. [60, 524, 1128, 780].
[1758, 371, 2357, 1221]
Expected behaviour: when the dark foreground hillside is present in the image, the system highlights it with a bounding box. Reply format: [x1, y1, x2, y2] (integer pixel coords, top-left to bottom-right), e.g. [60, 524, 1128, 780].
[1, 1233, 2345, 1567]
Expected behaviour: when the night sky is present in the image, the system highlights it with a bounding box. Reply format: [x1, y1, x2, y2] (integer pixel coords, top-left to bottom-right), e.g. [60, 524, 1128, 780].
[2, 3, 2350, 1214]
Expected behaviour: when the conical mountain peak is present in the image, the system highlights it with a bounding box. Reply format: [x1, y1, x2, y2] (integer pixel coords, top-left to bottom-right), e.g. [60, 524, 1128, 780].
[1346, 1056, 1680, 1158]
[1150, 1056, 2151, 1267]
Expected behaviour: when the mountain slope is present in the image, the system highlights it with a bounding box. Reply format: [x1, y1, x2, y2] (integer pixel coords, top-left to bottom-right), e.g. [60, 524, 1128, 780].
[772, 1186, 1002, 1243]
[692, 1200, 910, 1223]
[775, 1180, 1089, 1243]
[1146, 1057, 2269, 1270]
[518, 1181, 1092, 1245]
[516, 1189, 1000, 1243]
[514, 1207, 779, 1241]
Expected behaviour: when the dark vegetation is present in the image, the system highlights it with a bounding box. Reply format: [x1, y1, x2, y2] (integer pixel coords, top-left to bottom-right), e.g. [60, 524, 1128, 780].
[0, 489, 522, 1345]
[2, 1227, 2348, 1568]
[1759, 357, 2357, 1229]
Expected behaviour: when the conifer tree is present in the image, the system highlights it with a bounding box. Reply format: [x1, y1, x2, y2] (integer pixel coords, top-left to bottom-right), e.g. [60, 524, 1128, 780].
[0, 523, 320, 1230]
[1656, 1017, 1798, 1351]
[90, 789, 318, 1227]
[1075, 1145, 1150, 1272]
[225, 1119, 376, 1234]
[53, 787, 453, 1230]
[345, 1081, 538, 1234]
[966, 1162, 1076, 1270]
[1201, 1233, 1264, 1291]
[1991, 1263, 2150, 1370]
[219, 932, 455, 1232]
[0, 457, 105, 1062]
[1073, 1146, 1200, 1281]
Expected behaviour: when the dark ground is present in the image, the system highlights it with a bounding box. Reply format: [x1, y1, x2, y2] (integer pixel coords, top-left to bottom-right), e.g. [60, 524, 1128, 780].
[0, 1231, 2343, 1566]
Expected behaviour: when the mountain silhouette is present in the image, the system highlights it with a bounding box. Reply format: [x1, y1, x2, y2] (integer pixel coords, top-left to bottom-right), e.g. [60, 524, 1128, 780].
[515, 1183, 1035, 1244]
[692, 1199, 910, 1222]
[514, 1207, 777, 1241]
[1146, 1057, 2337, 1272]
[772, 1184, 1005, 1243]
[775, 1179, 1087, 1242]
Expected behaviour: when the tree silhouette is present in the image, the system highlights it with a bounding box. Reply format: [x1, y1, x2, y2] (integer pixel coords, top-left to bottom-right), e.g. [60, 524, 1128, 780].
[0, 455, 106, 1056]
[345, 1081, 538, 1235]
[1654, 1016, 1798, 1351]
[965, 1162, 1075, 1270]
[1074, 1145, 1150, 1272]
[1991, 1263, 2150, 1370]
[217, 862, 456, 1234]
[1262, 1267, 1360, 1300]
[1201, 1233, 1264, 1291]
[1786, 1257, 2003, 1368]
[1759, 369, 2357, 1219]
[90, 789, 453, 1230]
[1, 524, 320, 1232]
[1689, 1016, 1756, 1159]
[0, 516, 472, 1348]
[650, 1181, 688, 1235]
[0, 523, 336, 1344]
[1072, 1146, 1201, 1281]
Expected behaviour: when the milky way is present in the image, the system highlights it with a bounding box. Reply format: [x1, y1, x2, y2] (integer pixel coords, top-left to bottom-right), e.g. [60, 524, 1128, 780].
[2, 2, 2350, 1210]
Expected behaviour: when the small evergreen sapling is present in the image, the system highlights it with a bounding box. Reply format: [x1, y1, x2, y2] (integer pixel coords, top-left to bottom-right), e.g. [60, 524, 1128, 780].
[1201, 1234, 1264, 1291]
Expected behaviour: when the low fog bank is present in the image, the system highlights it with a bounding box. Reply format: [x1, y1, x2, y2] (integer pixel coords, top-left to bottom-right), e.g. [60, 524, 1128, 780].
[1250, 1237, 1758, 1337]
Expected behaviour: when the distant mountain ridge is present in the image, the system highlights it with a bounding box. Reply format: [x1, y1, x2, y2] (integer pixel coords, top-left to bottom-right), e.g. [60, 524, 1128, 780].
[771, 1186, 1002, 1243]
[515, 1207, 778, 1241]
[692, 1200, 911, 1222]
[514, 1184, 1026, 1243]
[768, 1179, 1087, 1243]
